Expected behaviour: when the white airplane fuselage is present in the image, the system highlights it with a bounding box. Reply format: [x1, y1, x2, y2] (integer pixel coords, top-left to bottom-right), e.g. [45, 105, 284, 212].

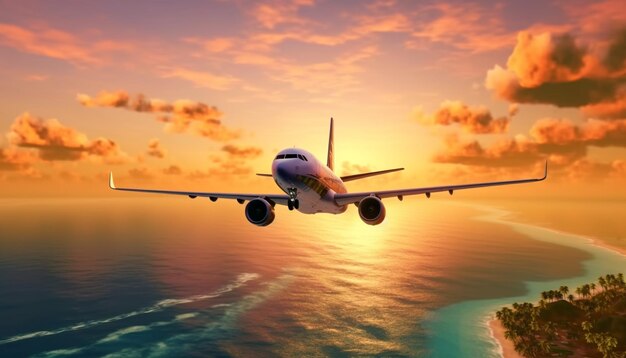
[272, 148, 347, 214]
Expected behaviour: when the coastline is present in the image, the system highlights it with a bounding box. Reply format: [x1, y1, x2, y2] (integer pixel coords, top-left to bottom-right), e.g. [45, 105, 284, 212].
[425, 201, 626, 357]
[499, 210, 626, 258]
[488, 318, 522, 358]
[476, 203, 626, 358]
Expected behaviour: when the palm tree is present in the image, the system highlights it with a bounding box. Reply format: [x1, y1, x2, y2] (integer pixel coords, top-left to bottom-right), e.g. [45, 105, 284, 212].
[599, 276, 607, 291]
[590, 283, 596, 295]
[559, 285, 569, 296]
[568, 294, 575, 303]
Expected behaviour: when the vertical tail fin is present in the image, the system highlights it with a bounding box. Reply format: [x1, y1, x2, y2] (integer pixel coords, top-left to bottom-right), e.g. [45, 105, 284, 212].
[327, 117, 334, 171]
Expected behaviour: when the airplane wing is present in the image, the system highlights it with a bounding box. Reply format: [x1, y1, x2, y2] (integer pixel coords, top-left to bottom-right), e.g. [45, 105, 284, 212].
[108, 172, 290, 206]
[334, 162, 548, 206]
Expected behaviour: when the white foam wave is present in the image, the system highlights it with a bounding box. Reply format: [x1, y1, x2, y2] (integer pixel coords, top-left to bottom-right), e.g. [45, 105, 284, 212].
[98, 325, 150, 343]
[0, 272, 259, 345]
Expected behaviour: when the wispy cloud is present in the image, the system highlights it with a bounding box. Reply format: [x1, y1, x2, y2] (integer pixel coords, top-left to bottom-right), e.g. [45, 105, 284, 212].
[0, 22, 132, 66]
[161, 67, 239, 91]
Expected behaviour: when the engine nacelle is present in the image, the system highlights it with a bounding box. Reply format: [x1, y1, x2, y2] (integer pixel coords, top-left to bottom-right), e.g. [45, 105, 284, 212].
[358, 196, 386, 225]
[245, 198, 275, 226]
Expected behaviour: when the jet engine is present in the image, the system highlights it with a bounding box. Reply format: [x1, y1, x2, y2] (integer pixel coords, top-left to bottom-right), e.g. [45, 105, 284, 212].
[358, 196, 386, 225]
[245, 198, 275, 226]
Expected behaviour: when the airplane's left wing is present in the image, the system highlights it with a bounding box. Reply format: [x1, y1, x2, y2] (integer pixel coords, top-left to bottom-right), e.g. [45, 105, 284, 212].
[334, 162, 547, 206]
[108, 172, 290, 206]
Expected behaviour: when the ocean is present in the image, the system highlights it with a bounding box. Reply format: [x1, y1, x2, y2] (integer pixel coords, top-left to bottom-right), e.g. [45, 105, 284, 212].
[0, 197, 623, 357]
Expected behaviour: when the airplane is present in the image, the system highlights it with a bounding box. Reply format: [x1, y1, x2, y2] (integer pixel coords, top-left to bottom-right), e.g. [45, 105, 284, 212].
[108, 118, 547, 226]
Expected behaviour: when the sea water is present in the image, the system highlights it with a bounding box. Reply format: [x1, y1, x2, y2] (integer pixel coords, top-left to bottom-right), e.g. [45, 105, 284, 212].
[0, 198, 621, 357]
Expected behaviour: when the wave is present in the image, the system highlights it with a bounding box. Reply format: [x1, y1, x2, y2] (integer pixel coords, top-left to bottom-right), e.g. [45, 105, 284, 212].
[34, 272, 293, 357]
[0, 272, 259, 346]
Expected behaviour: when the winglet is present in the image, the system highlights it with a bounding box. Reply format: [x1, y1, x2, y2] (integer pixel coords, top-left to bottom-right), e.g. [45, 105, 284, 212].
[109, 172, 116, 189]
[540, 161, 548, 181]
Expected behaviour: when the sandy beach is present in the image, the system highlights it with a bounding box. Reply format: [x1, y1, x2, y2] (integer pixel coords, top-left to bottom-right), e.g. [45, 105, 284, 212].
[489, 319, 523, 358]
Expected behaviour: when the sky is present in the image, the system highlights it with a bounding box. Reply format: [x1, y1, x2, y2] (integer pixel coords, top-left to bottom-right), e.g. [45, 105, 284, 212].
[0, 0, 625, 198]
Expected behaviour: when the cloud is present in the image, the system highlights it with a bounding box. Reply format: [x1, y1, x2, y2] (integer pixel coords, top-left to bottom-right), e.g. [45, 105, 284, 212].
[163, 165, 182, 175]
[78, 91, 241, 141]
[407, 2, 517, 53]
[0, 23, 132, 66]
[341, 161, 371, 176]
[146, 138, 166, 158]
[187, 160, 253, 179]
[415, 100, 510, 134]
[433, 118, 626, 167]
[558, 0, 626, 35]
[485, 29, 626, 108]
[221, 144, 262, 158]
[581, 88, 626, 119]
[250, 0, 314, 29]
[128, 167, 153, 180]
[161, 68, 239, 91]
[7, 112, 128, 163]
[0, 147, 35, 171]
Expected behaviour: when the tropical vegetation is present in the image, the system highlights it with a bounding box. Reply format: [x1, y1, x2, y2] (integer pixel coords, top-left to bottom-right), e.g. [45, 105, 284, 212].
[496, 273, 626, 357]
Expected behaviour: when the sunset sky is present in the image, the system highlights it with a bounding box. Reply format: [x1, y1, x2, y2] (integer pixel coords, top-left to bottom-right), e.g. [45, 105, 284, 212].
[1, 0, 625, 198]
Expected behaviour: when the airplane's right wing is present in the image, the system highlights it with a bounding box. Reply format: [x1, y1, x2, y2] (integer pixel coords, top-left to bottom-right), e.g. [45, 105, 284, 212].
[334, 162, 547, 206]
[108, 172, 290, 206]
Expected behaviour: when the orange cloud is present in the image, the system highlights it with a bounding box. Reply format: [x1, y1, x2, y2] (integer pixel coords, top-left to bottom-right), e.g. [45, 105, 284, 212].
[415, 100, 511, 134]
[251, 0, 314, 29]
[161, 67, 239, 91]
[486, 29, 626, 108]
[581, 88, 626, 119]
[433, 118, 626, 167]
[0, 147, 35, 171]
[146, 138, 166, 158]
[163, 165, 182, 175]
[7, 112, 128, 163]
[221, 144, 262, 158]
[187, 159, 253, 179]
[128, 167, 153, 180]
[341, 161, 371, 176]
[559, 0, 626, 35]
[408, 3, 514, 53]
[78, 91, 241, 141]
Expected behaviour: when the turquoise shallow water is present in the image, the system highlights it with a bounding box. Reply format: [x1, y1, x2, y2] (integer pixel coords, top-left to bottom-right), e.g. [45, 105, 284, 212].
[0, 198, 620, 357]
[426, 205, 626, 357]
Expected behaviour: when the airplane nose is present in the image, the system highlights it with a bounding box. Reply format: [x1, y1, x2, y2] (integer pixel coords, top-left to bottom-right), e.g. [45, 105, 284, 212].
[276, 163, 292, 182]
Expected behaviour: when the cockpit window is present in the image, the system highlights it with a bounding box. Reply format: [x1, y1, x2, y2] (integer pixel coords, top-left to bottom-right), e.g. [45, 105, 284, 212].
[276, 153, 308, 161]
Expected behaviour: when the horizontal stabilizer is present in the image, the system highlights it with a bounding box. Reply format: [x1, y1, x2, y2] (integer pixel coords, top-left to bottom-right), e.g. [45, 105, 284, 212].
[340, 167, 404, 182]
[256, 173, 273, 177]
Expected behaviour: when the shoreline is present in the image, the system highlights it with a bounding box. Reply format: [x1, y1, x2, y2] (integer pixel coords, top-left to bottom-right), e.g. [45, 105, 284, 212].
[497, 209, 626, 257]
[472, 203, 626, 358]
[488, 318, 523, 358]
